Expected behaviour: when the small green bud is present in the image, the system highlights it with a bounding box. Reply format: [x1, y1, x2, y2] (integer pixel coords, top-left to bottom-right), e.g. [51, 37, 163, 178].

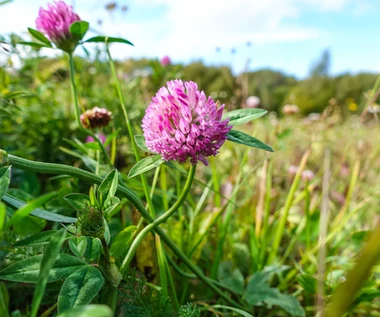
[101, 260, 122, 288]
[0, 150, 9, 167]
[78, 206, 105, 238]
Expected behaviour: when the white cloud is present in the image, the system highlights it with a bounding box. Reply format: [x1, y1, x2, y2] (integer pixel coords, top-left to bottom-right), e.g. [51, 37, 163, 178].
[101, 0, 323, 61]
[0, 0, 371, 74]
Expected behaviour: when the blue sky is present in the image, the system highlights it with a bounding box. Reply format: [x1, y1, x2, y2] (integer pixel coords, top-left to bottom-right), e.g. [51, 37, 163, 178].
[1, 0, 380, 78]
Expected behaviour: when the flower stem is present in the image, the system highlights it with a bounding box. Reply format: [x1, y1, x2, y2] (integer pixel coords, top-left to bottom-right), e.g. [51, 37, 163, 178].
[105, 43, 172, 296]
[6, 154, 244, 309]
[120, 165, 196, 273]
[100, 237, 119, 313]
[104, 43, 155, 216]
[67, 53, 110, 163]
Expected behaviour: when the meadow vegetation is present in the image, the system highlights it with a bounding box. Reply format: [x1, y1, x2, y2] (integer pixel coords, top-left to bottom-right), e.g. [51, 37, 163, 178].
[0, 2, 380, 317]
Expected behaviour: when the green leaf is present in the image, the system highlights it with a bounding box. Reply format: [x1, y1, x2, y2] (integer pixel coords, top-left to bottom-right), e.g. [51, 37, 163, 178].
[104, 129, 120, 147]
[63, 138, 90, 155]
[212, 305, 254, 317]
[244, 273, 305, 317]
[97, 170, 118, 207]
[218, 262, 244, 295]
[227, 130, 273, 152]
[69, 236, 101, 262]
[0, 0, 13, 6]
[14, 230, 61, 247]
[352, 286, 380, 307]
[297, 274, 318, 294]
[352, 230, 371, 247]
[104, 219, 111, 245]
[0, 253, 86, 283]
[134, 135, 153, 153]
[128, 155, 165, 178]
[27, 28, 52, 47]
[0, 166, 11, 200]
[64, 193, 91, 212]
[223, 108, 267, 126]
[17, 41, 50, 49]
[0, 203, 5, 232]
[31, 229, 67, 317]
[56, 304, 112, 317]
[84, 36, 133, 46]
[104, 196, 121, 215]
[110, 225, 137, 258]
[6, 191, 57, 228]
[69, 236, 88, 258]
[0, 282, 9, 317]
[84, 142, 101, 151]
[3, 194, 77, 223]
[0, 108, 11, 117]
[70, 21, 89, 41]
[89, 187, 96, 206]
[58, 266, 104, 313]
[2, 90, 34, 99]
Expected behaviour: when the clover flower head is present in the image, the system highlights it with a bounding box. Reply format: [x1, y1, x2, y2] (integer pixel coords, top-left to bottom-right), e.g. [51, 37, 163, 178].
[86, 133, 107, 144]
[142, 80, 232, 165]
[160, 55, 171, 66]
[302, 170, 315, 181]
[80, 107, 112, 129]
[78, 206, 104, 238]
[282, 104, 300, 115]
[288, 165, 299, 175]
[36, 1, 80, 49]
[246, 96, 260, 108]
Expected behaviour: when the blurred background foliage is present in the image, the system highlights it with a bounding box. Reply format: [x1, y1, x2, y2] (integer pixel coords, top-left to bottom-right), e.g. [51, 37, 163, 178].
[1, 23, 380, 317]
[1, 39, 378, 163]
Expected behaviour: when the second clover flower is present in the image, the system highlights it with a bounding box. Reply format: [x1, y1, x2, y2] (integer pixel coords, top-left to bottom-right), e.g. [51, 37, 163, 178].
[36, 0, 81, 52]
[80, 107, 112, 129]
[142, 80, 232, 165]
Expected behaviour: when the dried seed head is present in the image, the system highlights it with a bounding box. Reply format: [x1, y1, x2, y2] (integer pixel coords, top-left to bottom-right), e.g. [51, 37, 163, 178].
[80, 107, 112, 129]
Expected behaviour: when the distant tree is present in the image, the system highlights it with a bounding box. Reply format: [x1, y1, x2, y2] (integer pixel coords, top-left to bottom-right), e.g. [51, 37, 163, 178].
[310, 49, 331, 77]
[335, 72, 378, 104]
[181, 61, 235, 105]
[286, 77, 335, 114]
[285, 49, 335, 114]
[244, 69, 297, 112]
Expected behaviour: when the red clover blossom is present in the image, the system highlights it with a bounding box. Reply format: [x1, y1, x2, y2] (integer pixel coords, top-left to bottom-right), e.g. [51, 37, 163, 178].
[160, 56, 171, 66]
[36, 1, 80, 51]
[142, 80, 232, 165]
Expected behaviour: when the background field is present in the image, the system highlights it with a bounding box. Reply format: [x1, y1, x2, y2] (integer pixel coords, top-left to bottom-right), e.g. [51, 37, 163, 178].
[1, 2, 380, 316]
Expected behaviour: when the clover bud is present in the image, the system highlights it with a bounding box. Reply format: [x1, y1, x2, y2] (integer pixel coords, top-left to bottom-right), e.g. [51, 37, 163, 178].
[78, 206, 105, 238]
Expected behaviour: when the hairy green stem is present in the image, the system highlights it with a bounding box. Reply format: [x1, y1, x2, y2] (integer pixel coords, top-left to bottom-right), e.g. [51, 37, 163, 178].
[104, 42, 173, 294]
[100, 237, 119, 313]
[160, 164, 169, 211]
[6, 154, 239, 308]
[120, 165, 196, 273]
[68, 53, 110, 162]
